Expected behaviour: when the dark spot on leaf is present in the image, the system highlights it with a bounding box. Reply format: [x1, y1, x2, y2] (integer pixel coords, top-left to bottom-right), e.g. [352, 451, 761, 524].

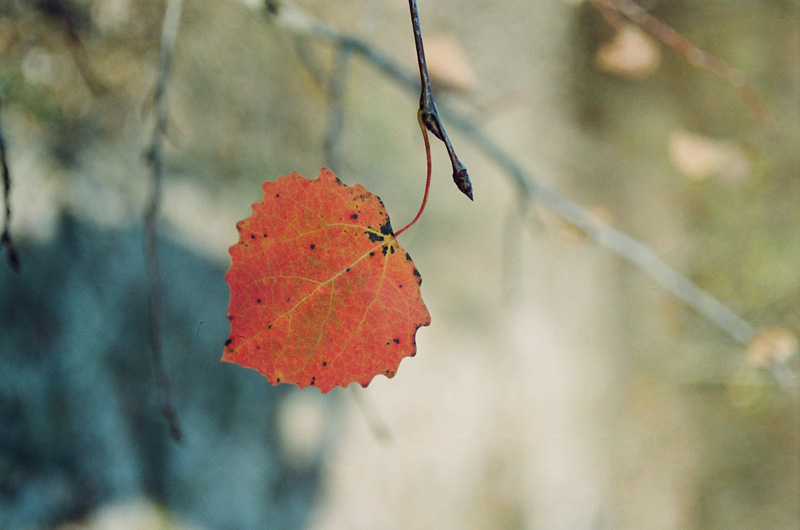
[413, 269, 421, 277]
[225, 338, 232, 346]
[276, 378, 281, 383]
[275, 193, 280, 197]
[257, 298, 262, 303]
[346, 268, 351, 273]
[398, 284, 403, 288]
[262, 233, 268, 238]
[351, 213, 358, 220]
[405, 252, 412, 261]
[369, 251, 375, 257]
[267, 324, 273, 330]
[390, 246, 395, 254]
[379, 219, 393, 236]
[310, 377, 316, 386]
[366, 230, 384, 243]
[322, 361, 327, 367]
[310, 244, 316, 250]
[287, 297, 291, 302]
[228, 315, 234, 321]
[393, 338, 400, 344]
[250, 234, 256, 240]
[381, 245, 389, 256]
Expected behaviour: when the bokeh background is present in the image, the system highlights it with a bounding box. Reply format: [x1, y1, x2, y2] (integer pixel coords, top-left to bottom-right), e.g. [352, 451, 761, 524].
[1, 0, 799, 528]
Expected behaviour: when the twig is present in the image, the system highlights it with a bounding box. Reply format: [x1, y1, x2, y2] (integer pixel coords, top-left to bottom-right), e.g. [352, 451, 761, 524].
[266, 3, 758, 346]
[590, 0, 777, 135]
[37, 0, 108, 95]
[407, 0, 472, 200]
[145, 0, 184, 443]
[0, 97, 20, 271]
[324, 44, 354, 172]
[441, 111, 757, 345]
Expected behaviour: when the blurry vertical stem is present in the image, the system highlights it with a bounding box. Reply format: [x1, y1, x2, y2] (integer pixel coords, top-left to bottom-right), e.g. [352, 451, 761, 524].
[145, 0, 184, 442]
[324, 43, 353, 172]
[0, 97, 19, 270]
[407, 0, 473, 199]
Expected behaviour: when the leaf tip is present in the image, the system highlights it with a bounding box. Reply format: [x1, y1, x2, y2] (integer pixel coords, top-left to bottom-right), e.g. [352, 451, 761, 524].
[318, 167, 341, 185]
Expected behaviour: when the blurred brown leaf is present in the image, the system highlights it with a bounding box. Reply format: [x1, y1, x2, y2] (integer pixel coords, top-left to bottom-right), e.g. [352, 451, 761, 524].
[595, 23, 660, 79]
[668, 130, 751, 183]
[746, 327, 798, 367]
[425, 34, 478, 92]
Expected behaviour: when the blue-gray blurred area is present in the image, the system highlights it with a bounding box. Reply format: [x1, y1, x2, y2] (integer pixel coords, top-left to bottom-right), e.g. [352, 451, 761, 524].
[0, 214, 321, 529]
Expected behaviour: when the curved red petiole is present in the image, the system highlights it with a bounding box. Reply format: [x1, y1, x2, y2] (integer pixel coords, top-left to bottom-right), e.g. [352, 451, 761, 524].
[396, 111, 432, 237]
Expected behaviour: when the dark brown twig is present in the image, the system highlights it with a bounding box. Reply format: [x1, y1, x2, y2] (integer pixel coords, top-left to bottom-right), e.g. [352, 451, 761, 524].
[145, 0, 184, 443]
[0, 97, 20, 271]
[407, 0, 472, 200]
[591, 0, 777, 135]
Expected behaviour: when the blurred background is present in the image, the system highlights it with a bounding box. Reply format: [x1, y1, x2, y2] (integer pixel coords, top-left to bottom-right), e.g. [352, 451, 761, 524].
[1, 0, 799, 528]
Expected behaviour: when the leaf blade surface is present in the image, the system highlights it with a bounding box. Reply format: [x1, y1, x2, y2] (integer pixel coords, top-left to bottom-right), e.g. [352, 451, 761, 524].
[223, 168, 430, 392]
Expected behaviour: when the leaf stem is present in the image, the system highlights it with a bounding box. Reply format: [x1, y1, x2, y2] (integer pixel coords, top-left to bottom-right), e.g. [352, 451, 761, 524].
[407, 0, 473, 200]
[396, 111, 432, 237]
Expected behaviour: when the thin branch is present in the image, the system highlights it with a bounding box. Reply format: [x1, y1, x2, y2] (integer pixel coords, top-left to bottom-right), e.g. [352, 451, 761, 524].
[267, 3, 758, 346]
[590, 0, 777, 135]
[324, 43, 354, 172]
[0, 97, 20, 271]
[37, 0, 109, 95]
[407, 0, 472, 200]
[450, 111, 756, 343]
[145, 0, 185, 443]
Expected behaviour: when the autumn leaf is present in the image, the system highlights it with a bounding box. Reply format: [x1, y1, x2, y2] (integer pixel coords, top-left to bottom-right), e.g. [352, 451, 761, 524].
[223, 168, 431, 393]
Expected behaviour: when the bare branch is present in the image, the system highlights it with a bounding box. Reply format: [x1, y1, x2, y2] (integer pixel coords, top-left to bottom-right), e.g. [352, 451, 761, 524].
[0, 97, 20, 271]
[145, 0, 185, 443]
[266, 2, 757, 346]
[590, 0, 777, 135]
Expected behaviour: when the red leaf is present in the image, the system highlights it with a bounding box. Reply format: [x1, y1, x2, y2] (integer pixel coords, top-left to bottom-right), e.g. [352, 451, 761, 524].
[223, 168, 431, 392]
